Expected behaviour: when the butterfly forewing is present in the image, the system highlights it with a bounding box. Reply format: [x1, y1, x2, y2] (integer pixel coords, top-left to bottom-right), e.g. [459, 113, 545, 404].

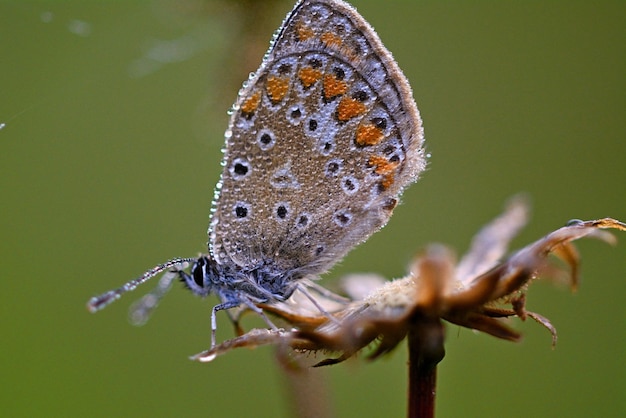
[209, 0, 425, 278]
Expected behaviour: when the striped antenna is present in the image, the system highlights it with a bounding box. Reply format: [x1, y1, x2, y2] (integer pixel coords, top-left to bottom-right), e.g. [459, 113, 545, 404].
[87, 258, 196, 313]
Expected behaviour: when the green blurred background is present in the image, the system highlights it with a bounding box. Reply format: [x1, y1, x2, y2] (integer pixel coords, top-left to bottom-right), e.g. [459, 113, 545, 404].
[1, 1, 624, 417]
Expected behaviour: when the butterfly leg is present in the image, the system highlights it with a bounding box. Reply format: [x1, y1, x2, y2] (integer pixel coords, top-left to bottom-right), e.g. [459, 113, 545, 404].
[304, 280, 351, 304]
[296, 283, 341, 325]
[210, 300, 242, 348]
[239, 297, 280, 332]
[210, 296, 279, 348]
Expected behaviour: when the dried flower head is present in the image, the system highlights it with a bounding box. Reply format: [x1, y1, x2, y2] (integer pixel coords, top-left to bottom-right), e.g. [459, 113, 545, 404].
[192, 198, 625, 366]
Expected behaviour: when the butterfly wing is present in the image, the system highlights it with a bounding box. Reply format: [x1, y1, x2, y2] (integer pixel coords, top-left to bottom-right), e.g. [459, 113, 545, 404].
[209, 0, 425, 277]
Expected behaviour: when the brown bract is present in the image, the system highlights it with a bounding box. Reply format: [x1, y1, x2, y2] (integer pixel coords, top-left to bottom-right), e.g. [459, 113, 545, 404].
[191, 199, 625, 366]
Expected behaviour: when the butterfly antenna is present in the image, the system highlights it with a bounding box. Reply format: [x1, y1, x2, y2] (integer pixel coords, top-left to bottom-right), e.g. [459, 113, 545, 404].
[87, 258, 196, 313]
[128, 269, 178, 326]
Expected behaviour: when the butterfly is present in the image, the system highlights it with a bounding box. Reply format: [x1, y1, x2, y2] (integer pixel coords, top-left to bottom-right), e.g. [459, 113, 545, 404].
[87, 0, 425, 349]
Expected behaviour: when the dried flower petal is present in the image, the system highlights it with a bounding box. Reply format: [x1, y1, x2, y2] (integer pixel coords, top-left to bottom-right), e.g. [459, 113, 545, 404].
[456, 196, 529, 282]
[190, 199, 624, 365]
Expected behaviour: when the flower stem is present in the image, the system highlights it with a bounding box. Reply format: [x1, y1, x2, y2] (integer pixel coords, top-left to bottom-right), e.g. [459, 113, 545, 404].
[407, 317, 445, 418]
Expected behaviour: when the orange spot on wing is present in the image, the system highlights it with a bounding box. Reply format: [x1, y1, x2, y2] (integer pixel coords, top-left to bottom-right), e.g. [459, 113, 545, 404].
[296, 24, 314, 41]
[266, 76, 290, 103]
[368, 155, 398, 175]
[320, 32, 342, 48]
[356, 123, 385, 146]
[323, 74, 348, 100]
[240, 91, 261, 115]
[298, 67, 322, 88]
[368, 155, 400, 189]
[381, 173, 395, 189]
[336, 97, 367, 121]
